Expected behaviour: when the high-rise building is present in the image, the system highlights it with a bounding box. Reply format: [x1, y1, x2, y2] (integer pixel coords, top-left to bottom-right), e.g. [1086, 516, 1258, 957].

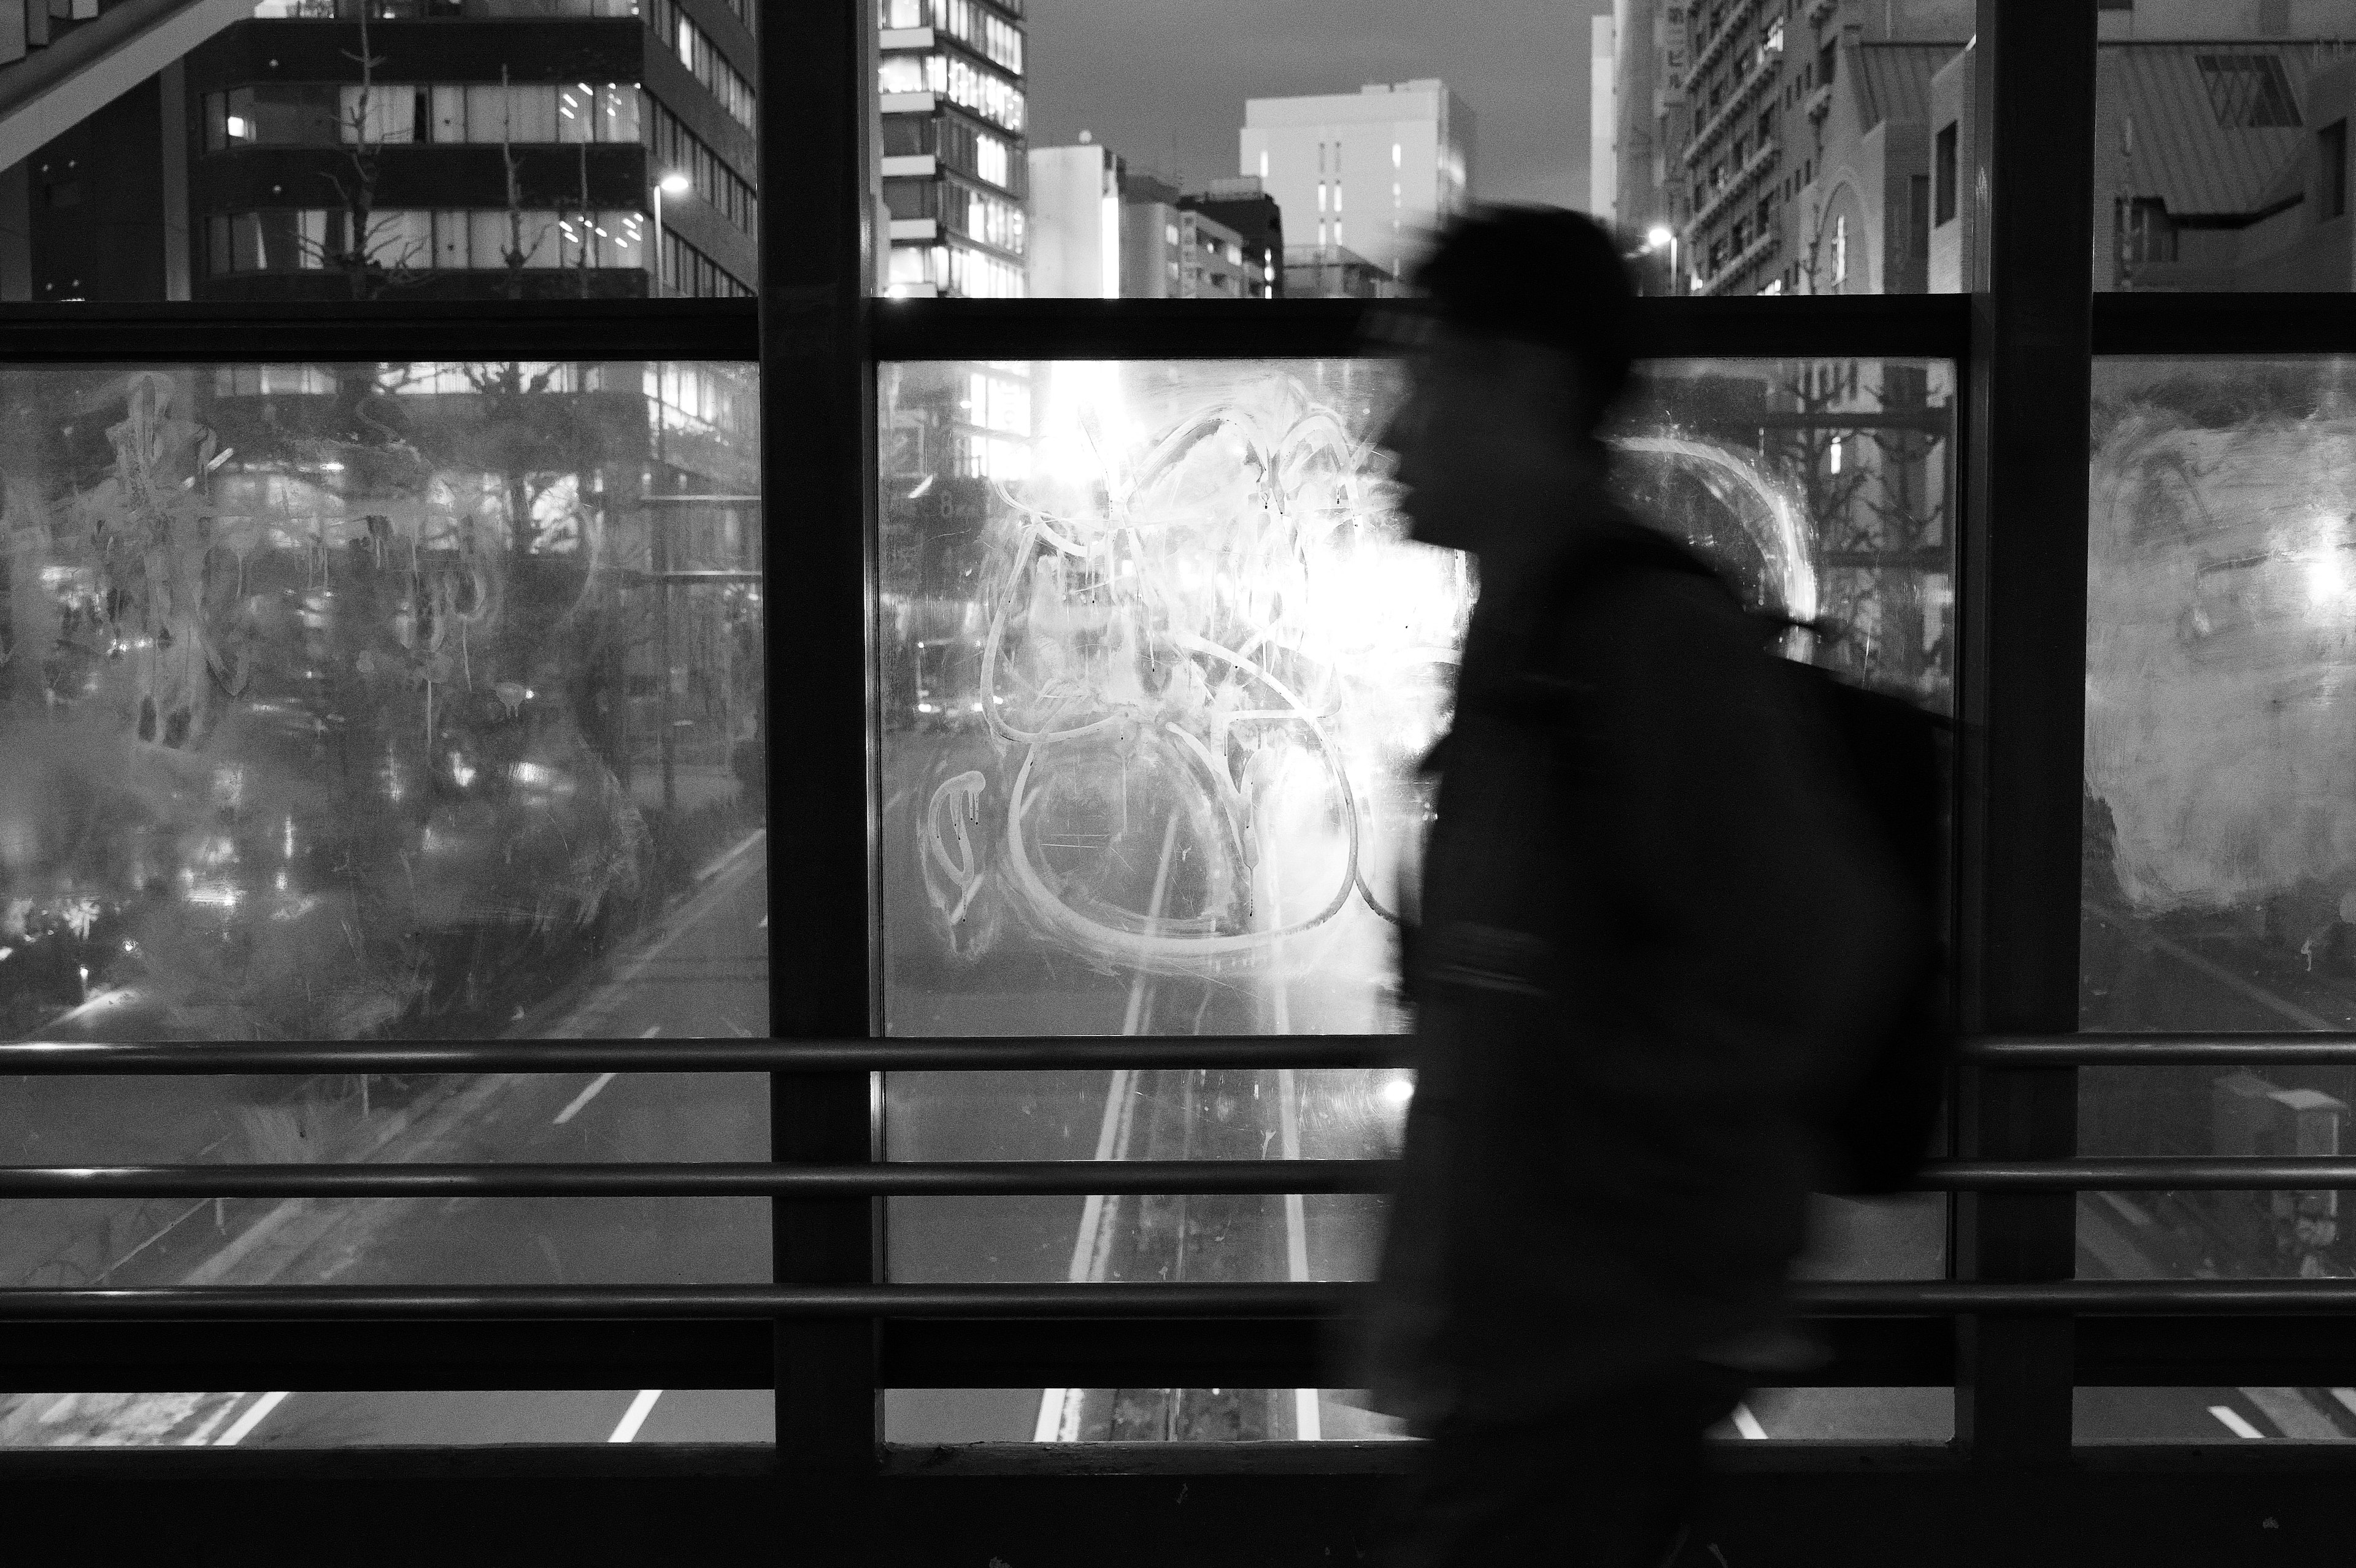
[4, 0, 761, 303]
[1655, 0, 1969, 298]
[1239, 79, 1473, 283]
[877, 0, 1028, 299]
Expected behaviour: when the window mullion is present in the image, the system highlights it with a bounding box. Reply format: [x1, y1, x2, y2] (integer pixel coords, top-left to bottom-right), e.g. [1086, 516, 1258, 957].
[765, 0, 880, 1533]
[1954, 0, 2099, 1478]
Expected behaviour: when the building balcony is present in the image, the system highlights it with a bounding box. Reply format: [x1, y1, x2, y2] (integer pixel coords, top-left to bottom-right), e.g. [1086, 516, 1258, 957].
[1683, 42, 1783, 164]
[1806, 0, 1836, 24]
[1687, 0, 1761, 87]
[1805, 80, 1834, 121]
[1688, 137, 1780, 233]
[1696, 225, 1782, 295]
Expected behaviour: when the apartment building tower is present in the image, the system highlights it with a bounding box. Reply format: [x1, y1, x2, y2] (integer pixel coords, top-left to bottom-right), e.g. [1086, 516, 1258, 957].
[877, 0, 1027, 299]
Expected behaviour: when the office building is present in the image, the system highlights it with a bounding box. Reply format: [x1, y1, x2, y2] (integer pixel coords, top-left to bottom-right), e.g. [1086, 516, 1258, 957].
[1592, 12, 1618, 221]
[877, 0, 1027, 299]
[1239, 78, 1472, 283]
[4, 0, 758, 302]
[1180, 175, 1284, 297]
[1028, 142, 1272, 300]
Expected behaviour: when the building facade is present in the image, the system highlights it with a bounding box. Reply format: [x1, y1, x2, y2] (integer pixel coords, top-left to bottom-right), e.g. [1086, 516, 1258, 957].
[1180, 175, 1284, 298]
[1028, 144, 1274, 301]
[1238, 79, 1472, 283]
[11, 0, 761, 303]
[877, 0, 1027, 299]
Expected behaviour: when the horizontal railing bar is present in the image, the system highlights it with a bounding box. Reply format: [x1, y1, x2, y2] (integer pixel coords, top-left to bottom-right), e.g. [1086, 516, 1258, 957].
[0, 1036, 1407, 1074]
[12, 1281, 2356, 1320]
[871, 294, 1974, 364]
[0, 299, 758, 363]
[1969, 1034, 2356, 1066]
[17, 1032, 2356, 1077]
[10, 1156, 2356, 1198]
[0, 1160, 1397, 1199]
[2091, 291, 2356, 355]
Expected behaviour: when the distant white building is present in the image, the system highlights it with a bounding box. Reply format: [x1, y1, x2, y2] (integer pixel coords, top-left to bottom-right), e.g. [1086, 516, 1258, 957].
[1238, 79, 1475, 282]
[1026, 142, 1127, 298]
[1027, 139, 1270, 299]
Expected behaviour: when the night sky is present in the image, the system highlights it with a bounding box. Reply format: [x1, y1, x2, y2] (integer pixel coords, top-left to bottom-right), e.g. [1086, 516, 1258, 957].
[1022, 0, 1617, 213]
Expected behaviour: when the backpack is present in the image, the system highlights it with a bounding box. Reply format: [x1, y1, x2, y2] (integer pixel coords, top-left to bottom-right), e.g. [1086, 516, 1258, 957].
[1552, 526, 1957, 1199]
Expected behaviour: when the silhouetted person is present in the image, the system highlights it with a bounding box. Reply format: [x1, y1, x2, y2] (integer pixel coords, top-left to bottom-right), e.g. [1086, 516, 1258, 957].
[1358, 207, 1913, 1567]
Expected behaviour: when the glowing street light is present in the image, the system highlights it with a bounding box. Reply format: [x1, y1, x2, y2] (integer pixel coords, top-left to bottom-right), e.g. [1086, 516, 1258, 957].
[650, 170, 692, 296]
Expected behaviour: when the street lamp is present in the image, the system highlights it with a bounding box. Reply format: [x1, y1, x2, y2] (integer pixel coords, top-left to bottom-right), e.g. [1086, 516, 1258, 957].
[1646, 223, 1680, 296]
[650, 170, 691, 296]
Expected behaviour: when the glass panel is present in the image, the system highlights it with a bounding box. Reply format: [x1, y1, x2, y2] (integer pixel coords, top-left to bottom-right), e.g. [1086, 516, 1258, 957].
[877, 351, 1955, 1440]
[0, 362, 768, 1379]
[887, 1388, 1407, 1443]
[2087, 9, 2356, 292]
[2083, 356, 2356, 1318]
[878, 355, 1955, 1039]
[1, 1389, 772, 1447]
[2079, 1386, 2356, 1443]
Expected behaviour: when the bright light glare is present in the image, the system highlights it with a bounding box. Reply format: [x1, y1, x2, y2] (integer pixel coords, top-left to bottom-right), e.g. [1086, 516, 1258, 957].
[1647, 225, 1674, 248]
[658, 171, 693, 195]
[1380, 1078, 1415, 1108]
[2310, 551, 2348, 607]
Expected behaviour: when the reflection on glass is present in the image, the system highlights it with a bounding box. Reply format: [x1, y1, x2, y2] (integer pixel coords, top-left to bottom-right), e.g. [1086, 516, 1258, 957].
[2081, 356, 2356, 1284]
[0, 361, 763, 1043]
[877, 355, 1954, 1440]
[0, 364, 770, 1447]
[879, 356, 1955, 1038]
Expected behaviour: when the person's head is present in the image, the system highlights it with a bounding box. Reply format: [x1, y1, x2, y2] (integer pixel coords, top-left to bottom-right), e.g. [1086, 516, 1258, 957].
[1379, 206, 1636, 560]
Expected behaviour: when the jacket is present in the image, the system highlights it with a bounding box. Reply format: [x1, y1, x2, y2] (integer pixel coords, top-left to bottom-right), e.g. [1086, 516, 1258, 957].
[1361, 494, 1914, 1426]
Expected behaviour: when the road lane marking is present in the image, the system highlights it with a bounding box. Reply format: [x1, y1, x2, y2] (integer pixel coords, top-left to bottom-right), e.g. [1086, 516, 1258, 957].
[554, 1073, 618, 1124]
[1730, 1404, 1769, 1440]
[2209, 1405, 2266, 1439]
[641, 1024, 663, 1036]
[609, 1389, 663, 1443]
[216, 1391, 289, 1446]
[2333, 1388, 2356, 1420]
[2241, 1387, 2349, 1440]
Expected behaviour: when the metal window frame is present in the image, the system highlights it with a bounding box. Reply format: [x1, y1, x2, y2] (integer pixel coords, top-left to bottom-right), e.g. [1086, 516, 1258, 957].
[17, 0, 2356, 1561]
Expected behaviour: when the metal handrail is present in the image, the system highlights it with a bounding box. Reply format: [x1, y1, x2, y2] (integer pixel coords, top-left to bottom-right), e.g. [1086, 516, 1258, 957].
[0, 1036, 1407, 1074]
[18, 1029, 2350, 1076]
[6, 1280, 2356, 1320]
[9, 1155, 2356, 1199]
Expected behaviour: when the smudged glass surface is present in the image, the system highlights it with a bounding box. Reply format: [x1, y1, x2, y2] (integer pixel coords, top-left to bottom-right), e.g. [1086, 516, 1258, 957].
[877, 353, 1955, 1443]
[0, 363, 769, 1445]
[0, 361, 763, 1043]
[877, 356, 1955, 1040]
[2082, 357, 2356, 1302]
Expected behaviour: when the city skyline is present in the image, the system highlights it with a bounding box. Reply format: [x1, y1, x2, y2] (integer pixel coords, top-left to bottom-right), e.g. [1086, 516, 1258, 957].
[1022, 0, 1615, 214]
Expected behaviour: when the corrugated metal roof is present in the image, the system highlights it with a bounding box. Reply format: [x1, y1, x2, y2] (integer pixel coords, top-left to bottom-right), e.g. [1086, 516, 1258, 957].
[2106, 43, 2349, 218]
[1849, 43, 1963, 131]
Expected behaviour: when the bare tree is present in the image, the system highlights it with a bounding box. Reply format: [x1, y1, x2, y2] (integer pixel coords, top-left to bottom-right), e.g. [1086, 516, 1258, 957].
[310, 9, 426, 298]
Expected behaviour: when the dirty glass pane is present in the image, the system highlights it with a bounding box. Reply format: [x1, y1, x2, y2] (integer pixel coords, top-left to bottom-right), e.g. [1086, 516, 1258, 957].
[876, 352, 1955, 1442]
[2082, 358, 2356, 1300]
[0, 361, 766, 1443]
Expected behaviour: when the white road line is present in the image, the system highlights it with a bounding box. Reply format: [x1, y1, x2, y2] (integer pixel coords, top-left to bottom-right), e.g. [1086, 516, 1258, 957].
[2332, 1388, 2356, 1420]
[609, 1388, 663, 1443]
[1730, 1403, 1769, 1440]
[641, 1024, 663, 1036]
[553, 1072, 618, 1125]
[2209, 1404, 2266, 1440]
[215, 1390, 290, 1446]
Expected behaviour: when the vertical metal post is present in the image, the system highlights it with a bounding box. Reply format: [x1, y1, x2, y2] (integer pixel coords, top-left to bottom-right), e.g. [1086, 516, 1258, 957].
[1955, 0, 2097, 1480]
[763, 0, 880, 1561]
[654, 498, 677, 813]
